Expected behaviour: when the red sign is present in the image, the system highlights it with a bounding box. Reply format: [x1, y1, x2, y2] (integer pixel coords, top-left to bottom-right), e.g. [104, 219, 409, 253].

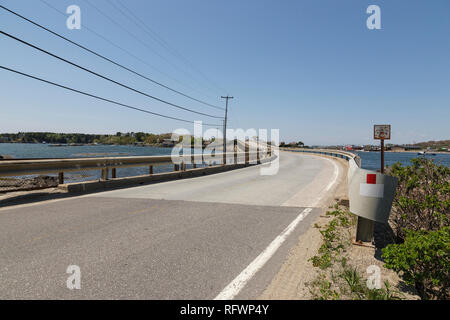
[366, 174, 376, 184]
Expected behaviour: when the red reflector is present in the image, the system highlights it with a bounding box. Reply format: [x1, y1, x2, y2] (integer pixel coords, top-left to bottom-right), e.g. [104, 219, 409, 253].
[367, 174, 376, 184]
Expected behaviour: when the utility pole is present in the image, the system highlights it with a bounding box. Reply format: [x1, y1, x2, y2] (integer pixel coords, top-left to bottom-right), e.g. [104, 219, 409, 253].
[221, 96, 233, 165]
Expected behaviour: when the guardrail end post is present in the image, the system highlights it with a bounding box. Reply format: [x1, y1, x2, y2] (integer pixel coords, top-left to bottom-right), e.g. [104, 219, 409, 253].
[58, 172, 64, 185]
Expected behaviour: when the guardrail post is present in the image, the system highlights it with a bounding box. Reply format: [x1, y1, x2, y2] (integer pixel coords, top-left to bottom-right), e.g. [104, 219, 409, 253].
[355, 215, 375, 243]
[245, 139, 249, 165]
[58, 172, 64, 185]
[112, 168, 117, 179]
[174, 164, 179, 171]
[233, 139, 237, 164]
[191, 154, 196, 169]
[223, 143, 226, 166]
[149, 165, 153, 174]
[101, 168, 108, 181]
[256, 136, 261, 164]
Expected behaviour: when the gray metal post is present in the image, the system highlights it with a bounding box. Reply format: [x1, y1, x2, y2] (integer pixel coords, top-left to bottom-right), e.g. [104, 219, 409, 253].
[355, 217, 374, 243]
[245, 139, 249, 165]
[257, 136, 260, 164]
[101, 168, 108, 181]
[58, 172, 64, 185]
[234, 139, 237, 164]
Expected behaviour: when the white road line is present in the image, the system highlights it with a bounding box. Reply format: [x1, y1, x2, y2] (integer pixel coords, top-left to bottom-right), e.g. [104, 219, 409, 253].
[324, 157, 339, 191]
[215, 156, 342, 300]
[214, 207, 312, 300]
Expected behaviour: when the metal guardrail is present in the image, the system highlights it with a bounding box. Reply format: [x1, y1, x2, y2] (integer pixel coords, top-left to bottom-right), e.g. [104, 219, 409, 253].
[0, 149, 269, 184]
[281, 147, 361, 166]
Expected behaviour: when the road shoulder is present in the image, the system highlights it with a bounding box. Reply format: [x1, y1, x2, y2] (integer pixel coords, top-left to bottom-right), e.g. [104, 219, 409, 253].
[259, 155, 348, 299]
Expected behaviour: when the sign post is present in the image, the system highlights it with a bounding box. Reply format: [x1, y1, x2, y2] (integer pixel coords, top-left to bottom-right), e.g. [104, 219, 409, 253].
[374, 125, 391, 173]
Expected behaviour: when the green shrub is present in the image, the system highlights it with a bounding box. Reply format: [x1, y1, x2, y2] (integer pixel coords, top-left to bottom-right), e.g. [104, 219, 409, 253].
[386, 158, 449, 242]
[382, 227, 450, 300]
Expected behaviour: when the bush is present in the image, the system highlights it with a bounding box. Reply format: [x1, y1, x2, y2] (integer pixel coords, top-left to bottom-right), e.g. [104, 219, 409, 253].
[386, 158, 449, 242]
[382, 227, 450, 300]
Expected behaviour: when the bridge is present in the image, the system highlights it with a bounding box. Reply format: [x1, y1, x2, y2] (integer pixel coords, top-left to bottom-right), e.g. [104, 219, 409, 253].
[0, 147, 355, 299]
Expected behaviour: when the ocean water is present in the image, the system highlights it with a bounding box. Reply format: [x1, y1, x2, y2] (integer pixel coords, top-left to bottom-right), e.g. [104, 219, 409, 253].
[0, 143, 172, 159]
[0, 144, 449, 180]
[355, 151, 450, 171]
[0, 143, 208, 182]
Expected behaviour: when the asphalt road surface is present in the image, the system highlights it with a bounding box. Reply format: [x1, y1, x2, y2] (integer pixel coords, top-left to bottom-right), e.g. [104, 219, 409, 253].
[0, 151, 341, 299]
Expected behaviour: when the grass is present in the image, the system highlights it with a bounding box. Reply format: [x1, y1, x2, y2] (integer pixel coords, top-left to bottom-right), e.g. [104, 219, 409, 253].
[307, 204, 402, 300]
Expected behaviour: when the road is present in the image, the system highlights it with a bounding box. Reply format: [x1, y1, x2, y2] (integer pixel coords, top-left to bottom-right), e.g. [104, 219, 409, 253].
[0, 151, 342, 299]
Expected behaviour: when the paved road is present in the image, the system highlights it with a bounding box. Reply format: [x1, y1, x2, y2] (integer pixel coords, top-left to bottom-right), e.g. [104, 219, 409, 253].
[0, 152, 341, 299]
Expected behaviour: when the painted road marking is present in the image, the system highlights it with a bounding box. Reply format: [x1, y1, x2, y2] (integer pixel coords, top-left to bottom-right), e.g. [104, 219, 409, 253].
[215, 155, 341, 300]
[214, 207, 313, 300]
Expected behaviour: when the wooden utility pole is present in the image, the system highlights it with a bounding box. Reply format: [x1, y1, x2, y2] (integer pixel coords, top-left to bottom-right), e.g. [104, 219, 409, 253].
[221, 96, 233, 165]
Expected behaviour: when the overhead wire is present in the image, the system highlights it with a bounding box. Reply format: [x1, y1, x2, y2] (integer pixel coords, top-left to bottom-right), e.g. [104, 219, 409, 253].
[82, 0, 222, 99]
[0, 30, 224, 119]
[0, 4, 224, 111]
[107, 0, 228, 96]
[0, 65, 220, 126]
[37, 0, 215, 100]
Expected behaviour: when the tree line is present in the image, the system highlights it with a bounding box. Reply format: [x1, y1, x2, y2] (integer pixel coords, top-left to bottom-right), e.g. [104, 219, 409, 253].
[0, 132, 175, 145]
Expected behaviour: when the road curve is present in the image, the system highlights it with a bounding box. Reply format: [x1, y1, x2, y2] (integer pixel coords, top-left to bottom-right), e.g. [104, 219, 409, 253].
[0, 152, 342, 299]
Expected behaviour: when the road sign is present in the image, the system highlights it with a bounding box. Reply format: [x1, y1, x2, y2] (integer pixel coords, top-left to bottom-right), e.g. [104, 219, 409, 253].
[374, 125, 391, 140]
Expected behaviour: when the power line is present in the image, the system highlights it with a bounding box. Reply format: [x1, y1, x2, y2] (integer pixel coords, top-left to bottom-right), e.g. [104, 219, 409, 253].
[0, 65, 220, 127]
[0, 30, 224, 119]
[108, 0, 228, 96]
[0, 4, 224, 111]
[37, 0, 214, 100]
[82, 0, 221, 98]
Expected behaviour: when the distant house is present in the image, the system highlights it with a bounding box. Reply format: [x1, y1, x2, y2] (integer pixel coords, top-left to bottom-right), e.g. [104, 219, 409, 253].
[391, 146, 406, 152]
[162, 139, 177, 147]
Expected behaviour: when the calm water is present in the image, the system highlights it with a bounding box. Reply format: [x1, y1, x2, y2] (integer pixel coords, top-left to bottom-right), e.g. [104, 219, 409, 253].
[1, 144, 449, 181]
[356, 151, 450, 171]
[0, 143, 207, 182]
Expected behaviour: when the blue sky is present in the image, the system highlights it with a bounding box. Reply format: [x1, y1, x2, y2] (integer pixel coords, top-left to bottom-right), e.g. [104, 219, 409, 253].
[0, 0, 449, 145]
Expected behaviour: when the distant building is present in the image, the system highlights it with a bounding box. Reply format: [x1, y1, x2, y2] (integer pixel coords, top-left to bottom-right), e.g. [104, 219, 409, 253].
[162, 139, 177, 147]
[391, 146, 406, 152]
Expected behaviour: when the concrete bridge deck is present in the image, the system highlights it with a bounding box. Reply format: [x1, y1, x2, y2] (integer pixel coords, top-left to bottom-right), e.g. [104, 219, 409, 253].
[0, 151, 346, 299]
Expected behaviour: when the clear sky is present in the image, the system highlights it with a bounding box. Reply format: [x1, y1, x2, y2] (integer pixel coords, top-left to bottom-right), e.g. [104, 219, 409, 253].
[0, 0, 449, 145]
